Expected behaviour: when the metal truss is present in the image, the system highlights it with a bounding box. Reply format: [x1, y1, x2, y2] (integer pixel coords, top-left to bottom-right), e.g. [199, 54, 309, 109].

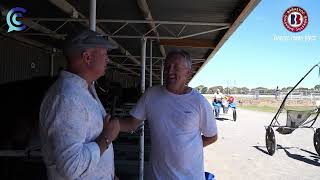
[15, 18, 230, 40]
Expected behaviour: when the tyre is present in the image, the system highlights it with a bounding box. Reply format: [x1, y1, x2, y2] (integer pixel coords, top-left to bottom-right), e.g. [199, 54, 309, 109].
[313, 128, 320, 156]
[233, 109, 237, 121]
[265, 127, 276, 156]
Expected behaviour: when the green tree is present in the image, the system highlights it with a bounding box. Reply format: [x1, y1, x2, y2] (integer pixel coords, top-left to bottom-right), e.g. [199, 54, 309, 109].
[224, 87, 231, 94]
[195, 85, 205, 92]
[231, 87, 240, 94]
[296, 87, 309, 91]
[314, 85, 320, 91]
[201, 87, 208, 94]
[240, 87, 249, 94]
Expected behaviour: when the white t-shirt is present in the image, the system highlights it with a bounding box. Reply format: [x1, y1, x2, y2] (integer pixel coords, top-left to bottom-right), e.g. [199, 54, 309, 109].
[213, 92, 224, 99]
[130, 85, 217, 180]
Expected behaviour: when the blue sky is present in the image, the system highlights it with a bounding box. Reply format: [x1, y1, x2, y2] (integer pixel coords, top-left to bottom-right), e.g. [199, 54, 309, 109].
[189, 0, 320, 89]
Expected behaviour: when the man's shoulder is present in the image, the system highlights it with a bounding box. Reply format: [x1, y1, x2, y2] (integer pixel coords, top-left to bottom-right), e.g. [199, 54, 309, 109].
[145, 85, 163, 95]
[46, 78, 82, 100]
[190, 90, 211, 106]
[150, 85, 163, 90]
[191, 88, 205, 98]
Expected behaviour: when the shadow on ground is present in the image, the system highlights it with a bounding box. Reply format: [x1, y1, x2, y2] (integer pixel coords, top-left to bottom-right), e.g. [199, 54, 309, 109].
[253, 145, 320, 167]
[216, 117, 234, 122]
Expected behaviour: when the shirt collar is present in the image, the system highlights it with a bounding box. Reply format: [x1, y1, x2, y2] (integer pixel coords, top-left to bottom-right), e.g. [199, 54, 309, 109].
[60, 70, 93, 89]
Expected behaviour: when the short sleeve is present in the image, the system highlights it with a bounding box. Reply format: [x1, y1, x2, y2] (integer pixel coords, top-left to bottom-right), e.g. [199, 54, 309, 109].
[129, 89, 150, 121]
[199, 96, 218, 137]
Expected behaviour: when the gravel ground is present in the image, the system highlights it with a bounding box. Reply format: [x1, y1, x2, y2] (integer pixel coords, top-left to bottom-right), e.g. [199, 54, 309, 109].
[204, 108, 320, 180]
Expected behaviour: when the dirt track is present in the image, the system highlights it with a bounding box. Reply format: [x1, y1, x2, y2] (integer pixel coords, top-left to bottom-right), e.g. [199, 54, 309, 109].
[204, 109, 320, 180]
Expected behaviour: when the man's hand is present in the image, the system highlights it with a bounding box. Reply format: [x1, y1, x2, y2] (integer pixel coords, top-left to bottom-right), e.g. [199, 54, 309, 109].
[202, 135, 218, 147]
[95, 115, 120, 156]
[102, 115, 120, 142]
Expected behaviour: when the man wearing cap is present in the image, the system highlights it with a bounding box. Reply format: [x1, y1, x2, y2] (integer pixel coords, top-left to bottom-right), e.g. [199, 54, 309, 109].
[39, 30, 119, 180]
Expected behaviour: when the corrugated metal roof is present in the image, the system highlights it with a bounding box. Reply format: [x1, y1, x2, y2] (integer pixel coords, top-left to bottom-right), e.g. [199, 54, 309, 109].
[149, 0, 243, 22]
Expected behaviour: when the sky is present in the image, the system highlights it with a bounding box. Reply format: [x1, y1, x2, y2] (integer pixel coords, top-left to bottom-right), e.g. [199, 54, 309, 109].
[189, 0, 320, 89]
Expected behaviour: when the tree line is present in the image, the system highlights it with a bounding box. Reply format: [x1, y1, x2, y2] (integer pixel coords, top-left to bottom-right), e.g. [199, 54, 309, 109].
[195, 85, 320, 95]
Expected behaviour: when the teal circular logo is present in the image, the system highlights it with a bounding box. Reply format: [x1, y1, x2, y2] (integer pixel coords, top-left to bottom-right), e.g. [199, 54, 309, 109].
[6, 7, 27, 32]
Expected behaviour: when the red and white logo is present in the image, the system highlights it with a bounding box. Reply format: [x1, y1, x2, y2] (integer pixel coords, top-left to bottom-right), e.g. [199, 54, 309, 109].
[282, 6, 308, 32]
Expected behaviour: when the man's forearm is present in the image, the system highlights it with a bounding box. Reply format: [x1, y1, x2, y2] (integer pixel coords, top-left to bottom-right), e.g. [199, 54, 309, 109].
[202, 135, 218, 147]
[119, 117, 142, 132]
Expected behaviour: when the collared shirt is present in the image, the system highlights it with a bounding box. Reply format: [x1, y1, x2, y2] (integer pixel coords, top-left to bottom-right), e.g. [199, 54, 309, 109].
[39, 71, 114, 180]
[130, 85, 217, 180]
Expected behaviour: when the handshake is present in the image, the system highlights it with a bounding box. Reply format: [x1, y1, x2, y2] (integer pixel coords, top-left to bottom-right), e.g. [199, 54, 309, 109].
[94, 115, 120, 154]
[101, 115, 121, 143]
[95, 114, 143, 154]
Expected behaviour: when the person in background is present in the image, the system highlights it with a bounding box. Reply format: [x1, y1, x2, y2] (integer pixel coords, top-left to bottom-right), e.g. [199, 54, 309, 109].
[213, 89, 224, 118]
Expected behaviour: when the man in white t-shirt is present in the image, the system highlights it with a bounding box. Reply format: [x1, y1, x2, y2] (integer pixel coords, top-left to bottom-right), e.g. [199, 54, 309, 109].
[118, 49, 218, 180]
[213, 89, 224, 100]
[213, 89, 224, 117]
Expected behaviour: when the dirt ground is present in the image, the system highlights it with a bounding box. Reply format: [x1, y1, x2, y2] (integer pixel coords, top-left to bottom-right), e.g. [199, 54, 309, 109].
[237, 97, 316, 108]
[204, 108, 320, 180]
[205, 94, 318, 108]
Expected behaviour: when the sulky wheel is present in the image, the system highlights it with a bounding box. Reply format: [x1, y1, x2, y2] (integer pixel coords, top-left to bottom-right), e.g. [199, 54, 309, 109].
[233, 108, 237, 121]
[313, 128, 320, 156]
[265, 126, 276, 156]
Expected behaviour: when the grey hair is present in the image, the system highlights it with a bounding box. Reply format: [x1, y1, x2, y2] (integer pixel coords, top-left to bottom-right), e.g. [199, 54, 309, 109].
[165, 49, 192, 69]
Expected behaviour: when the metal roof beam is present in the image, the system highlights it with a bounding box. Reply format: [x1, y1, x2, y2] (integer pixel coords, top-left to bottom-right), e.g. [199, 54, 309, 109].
[118, 64, 161, 67]
[1, 6, 64, 40]
[159, 39, 215, 49]
[137, 0, 166, 57]
[22, 18, 230, 26]
[15, 26, 228, 40]
[109, 61, 140, 76]
[48, 0, 159, 79]
[0, 27, 54, 53]
[108, 55, 206, 61]
[0, 29, 140, 76]
[21, 19, 65, 40]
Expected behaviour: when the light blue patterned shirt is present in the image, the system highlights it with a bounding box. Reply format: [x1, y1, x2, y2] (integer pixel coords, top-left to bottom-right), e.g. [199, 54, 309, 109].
[40, 71, 114, 180]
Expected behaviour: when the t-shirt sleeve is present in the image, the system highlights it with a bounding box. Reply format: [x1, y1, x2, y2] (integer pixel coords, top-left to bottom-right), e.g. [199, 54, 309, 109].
[129, 89, 150, 121]
[199, 96, 218, 137]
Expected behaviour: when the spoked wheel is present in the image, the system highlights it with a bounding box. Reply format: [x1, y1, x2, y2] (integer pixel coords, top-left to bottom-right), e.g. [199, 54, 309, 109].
[233, 108, 237, 121]
[265, 127, 276, 156]
[313, 128, 320, 156]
